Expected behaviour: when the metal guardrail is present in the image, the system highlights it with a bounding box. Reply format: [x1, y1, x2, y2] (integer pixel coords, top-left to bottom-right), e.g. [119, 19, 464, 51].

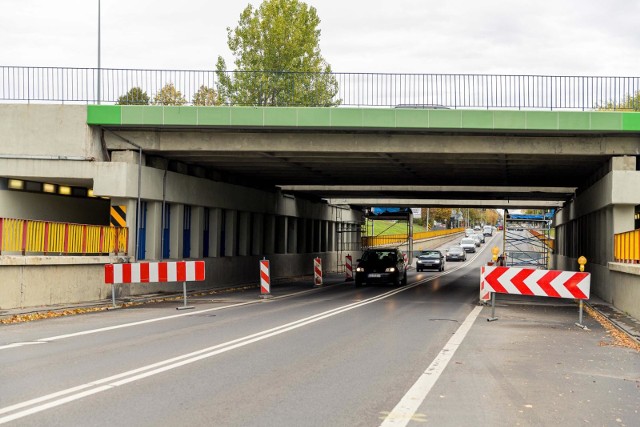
[0, 217, 128, 256]
[362, 228, 464, 248]
[1, 66, 639, 110]
[614, 229, 640, 263]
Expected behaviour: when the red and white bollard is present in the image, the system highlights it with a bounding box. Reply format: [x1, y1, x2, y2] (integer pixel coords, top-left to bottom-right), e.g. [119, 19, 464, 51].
[345, 255, 353, 281]
[260, 258, 271, 298]
[314, 257, 323, 287]
[480, 265, 491, 302]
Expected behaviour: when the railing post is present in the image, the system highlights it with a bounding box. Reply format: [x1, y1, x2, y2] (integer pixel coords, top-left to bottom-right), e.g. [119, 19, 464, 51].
[21, 220, 28, 255]
[0, 217, 3, 255]
[82, 225, 87, 254]
[63, 223, 69, 254]
[43, 222, 50, 255]
[99, 226, 105, 254]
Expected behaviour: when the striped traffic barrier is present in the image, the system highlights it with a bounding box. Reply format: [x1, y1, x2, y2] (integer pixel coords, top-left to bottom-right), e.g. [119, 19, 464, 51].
[104, 260, 205, 310]
[480, 265, 590, 326]
[314, 257, 323, 287]
[345, 255, 353, 281]
[260, 259, 271, 298]
[479, 264, 492, 302]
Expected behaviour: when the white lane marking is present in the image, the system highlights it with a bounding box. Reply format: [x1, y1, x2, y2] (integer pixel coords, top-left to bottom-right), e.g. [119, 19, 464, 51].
[0, 278, 432, 423]
[380, 305, 483, 427]
[0, 342, 46, 350]
[0, 287, 327, 350]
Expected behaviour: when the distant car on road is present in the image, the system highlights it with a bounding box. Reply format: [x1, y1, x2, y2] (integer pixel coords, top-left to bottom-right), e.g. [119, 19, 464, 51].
[465, 228, 475, 237]
[483, 225, 493, 236]
[416, 250, 445, 272]
[474, 233, 485, 244]
[470, 234, 482, 246]
[460, 238, 477, 253]
[445, 246, 467, 261]
[355, 248, 407, 287]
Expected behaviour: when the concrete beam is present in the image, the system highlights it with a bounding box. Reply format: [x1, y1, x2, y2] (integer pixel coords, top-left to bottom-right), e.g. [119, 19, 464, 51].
[105, 130, 640, 157]
[280, 185, 577, 193]
[326, 199, 564, 208]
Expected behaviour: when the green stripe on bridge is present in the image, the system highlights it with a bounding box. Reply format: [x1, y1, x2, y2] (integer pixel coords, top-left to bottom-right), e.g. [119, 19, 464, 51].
[87, 105, 640, 132]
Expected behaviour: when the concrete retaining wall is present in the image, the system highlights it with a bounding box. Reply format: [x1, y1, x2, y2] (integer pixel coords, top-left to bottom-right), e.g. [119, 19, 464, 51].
[0, 252, 360, 310]
[553, 254, 640, 320]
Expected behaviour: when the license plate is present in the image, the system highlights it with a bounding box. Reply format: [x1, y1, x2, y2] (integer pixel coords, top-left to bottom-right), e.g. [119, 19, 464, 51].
[368, 273, 382, 278]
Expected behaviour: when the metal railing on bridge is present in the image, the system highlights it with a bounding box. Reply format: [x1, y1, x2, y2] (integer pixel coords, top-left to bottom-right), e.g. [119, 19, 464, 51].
[1, 66, 639, 111]
[362, 228, 464, 248]
[614, 228, 640, 263]
[0, 217, 128, 256]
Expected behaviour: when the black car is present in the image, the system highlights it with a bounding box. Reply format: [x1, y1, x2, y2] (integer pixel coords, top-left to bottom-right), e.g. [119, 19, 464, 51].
[355, 248, 407, 287]
[416, 250, 445, 272]
[445, 246, 467, 261]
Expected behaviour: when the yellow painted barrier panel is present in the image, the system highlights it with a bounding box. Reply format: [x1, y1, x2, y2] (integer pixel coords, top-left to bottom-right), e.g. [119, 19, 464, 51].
[0, 217, 128, 255]
[614, 229, 640, 263]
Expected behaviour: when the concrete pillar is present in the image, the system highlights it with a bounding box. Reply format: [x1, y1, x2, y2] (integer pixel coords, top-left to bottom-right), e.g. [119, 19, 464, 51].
[145, 201, 163, 260]
[169, 203, 184, 259]
[287, 217, 297, 254]
[224, 209, 237, 257]
[322, 220, 328, 252]
[238, 211, 251, 256]
[208, 208, 222, 258]
[190, 206, 205, 259]
[121, 199, 138, 259]
[328, 221, 335, 252]
[276, 216, 287, 254]
[264, 214, 276, 255]
[252, 213, 264, 256]
[298, 218, 307, 253]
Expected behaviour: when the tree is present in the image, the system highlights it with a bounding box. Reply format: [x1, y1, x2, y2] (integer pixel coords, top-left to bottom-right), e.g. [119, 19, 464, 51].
[600, 90, 640, 111]
[192, 85, 219, 106]
[117, 87, 149, 105]
[153, 83, 186, 106]
[216, 0, 340, 106]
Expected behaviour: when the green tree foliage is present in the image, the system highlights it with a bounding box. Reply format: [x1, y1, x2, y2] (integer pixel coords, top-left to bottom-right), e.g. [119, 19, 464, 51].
[216, 0, 340, 106]
[192, 85, 219, 106]
[153, 83, 186, 106]
[600, 90, 640, 111]
[117, 87, 150, 105]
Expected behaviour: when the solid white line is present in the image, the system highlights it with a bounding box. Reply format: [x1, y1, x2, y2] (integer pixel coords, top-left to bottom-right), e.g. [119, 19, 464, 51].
[379, 305, 483, 427]
[0, 280, 426, 423]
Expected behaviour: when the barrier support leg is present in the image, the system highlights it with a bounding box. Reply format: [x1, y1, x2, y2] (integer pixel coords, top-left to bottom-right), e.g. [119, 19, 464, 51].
[108, 284, 120, 310]
[575, 300, 588, 329]
[177, 281, 194, 310]
[487, 292, 498, 322]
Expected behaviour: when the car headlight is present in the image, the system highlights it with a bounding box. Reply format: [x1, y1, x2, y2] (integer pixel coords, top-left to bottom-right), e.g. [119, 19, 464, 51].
[385, 267, 396, 272]
[433, 260, 440, 263]
[356, 267, 365, 272]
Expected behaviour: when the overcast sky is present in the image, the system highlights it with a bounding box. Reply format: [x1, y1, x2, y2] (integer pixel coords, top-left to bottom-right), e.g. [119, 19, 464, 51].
[1, 0, 639, 76]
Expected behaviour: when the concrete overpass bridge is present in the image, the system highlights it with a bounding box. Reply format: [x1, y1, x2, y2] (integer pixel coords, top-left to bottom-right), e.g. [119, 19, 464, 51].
[1, 68, 639, 319]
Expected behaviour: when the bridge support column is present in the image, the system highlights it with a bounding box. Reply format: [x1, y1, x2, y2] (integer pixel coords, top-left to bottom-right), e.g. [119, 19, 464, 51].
[190, 206, 205, 259]
[145, 201, 163, 260]
[252, 213, 264, 256]
[238, 211, 251, 256]
[287, 217, 298, 254]
[224, 209, 237, 257]
[207, 208, 222, 258]
[264, 214, 276, 255]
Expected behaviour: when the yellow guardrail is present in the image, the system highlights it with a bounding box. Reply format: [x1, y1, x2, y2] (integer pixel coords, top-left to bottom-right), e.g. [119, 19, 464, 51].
[362, 228, 464, 248]
[614, 229, 640, 263]
[0, 217, 128, 255]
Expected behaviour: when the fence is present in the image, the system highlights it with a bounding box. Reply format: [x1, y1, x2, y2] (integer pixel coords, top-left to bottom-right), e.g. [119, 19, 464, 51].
[1, 66, 639, 110]
[362, 227, 464, 248]
[0, 217, 128, 256]
[614, 228, 640, 263]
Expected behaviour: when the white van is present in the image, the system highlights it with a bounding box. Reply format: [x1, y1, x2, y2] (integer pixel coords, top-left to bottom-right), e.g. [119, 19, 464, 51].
[483, 225, 493, 236]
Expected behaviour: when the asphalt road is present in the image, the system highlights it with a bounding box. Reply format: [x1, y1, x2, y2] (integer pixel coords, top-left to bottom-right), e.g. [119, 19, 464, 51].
[1, 234, 638, 426]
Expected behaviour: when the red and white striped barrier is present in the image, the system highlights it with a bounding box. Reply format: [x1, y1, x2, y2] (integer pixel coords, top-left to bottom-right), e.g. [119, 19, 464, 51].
[480, 266, 491, 302]
[104, 261, 205, 284]
[345, 255, 353, 281]
[260, 259, 271, 298]
[104, 261, 205, 309]
[481, 266, 590, 300]
[314, 257, 323, 286]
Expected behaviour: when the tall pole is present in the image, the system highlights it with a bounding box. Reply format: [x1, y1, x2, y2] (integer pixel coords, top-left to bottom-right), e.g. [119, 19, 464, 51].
[97, 0, 101, 104]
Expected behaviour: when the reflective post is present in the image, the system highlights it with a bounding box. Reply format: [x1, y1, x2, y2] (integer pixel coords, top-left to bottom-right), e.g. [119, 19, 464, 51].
[487, 292, 498, 322]
[177, 281, 194, 310]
